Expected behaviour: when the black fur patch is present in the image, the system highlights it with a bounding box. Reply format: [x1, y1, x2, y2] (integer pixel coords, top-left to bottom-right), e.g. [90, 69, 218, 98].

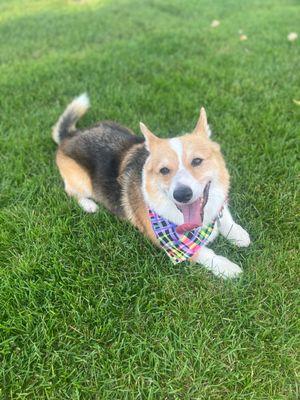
[58, 111, 78, 142]
[61, 121, 145, 216]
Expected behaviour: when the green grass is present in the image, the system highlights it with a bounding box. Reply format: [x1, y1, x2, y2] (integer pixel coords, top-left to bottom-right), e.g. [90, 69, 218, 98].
[0, 0, 299, 398]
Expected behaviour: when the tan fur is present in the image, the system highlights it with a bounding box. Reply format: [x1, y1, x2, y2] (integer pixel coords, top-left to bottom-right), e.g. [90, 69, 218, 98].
[193, 107, 208, 135]
[181, 134, 230, 189]
[142, 130, 229, 202]
[143, 137, 180, 204]
[56, 150, 93, 199]
[122, 189, 157, 243]
[119, 144, 157, 243]
[119, 143, 144, 177]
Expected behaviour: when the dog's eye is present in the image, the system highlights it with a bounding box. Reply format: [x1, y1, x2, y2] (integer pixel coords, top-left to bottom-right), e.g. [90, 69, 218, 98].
[159, 167, 170, 175]
[191, 158, 203, 167]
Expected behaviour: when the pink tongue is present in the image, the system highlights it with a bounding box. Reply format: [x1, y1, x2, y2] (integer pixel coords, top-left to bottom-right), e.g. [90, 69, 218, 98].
[176, 198, 203, 234]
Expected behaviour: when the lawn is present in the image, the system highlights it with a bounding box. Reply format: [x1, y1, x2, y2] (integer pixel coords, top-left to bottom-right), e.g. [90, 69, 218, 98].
[0, 0, 299, 398]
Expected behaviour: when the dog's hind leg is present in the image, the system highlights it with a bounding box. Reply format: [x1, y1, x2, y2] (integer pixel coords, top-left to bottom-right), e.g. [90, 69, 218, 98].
[56, 150, 98, 213]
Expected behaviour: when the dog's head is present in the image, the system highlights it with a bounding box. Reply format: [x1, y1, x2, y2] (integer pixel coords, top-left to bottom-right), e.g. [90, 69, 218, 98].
[141, 108, 229, 231]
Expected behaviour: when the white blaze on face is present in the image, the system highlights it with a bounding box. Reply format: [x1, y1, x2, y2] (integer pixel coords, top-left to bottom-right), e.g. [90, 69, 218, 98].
[169, 138, 184, 169]
[169, 138, 204, 203]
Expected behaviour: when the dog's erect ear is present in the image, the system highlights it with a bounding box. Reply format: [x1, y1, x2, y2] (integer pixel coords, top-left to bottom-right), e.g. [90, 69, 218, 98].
[193, 107, 211, 137]
[140, 122, 159, 151]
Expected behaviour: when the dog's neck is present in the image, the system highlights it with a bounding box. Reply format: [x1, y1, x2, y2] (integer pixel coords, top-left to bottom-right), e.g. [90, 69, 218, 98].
[143, 181, 226, 227]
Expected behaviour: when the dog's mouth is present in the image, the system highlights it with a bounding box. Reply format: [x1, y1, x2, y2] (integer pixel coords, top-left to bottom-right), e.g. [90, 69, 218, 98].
[175, 181, 211, 234]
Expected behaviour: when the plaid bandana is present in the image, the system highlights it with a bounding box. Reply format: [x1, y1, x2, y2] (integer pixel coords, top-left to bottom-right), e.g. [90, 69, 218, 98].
[149, 209, 218, 264]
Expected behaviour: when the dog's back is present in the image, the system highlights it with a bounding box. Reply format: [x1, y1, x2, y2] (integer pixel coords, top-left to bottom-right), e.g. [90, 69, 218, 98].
[53, 95, 146, 217]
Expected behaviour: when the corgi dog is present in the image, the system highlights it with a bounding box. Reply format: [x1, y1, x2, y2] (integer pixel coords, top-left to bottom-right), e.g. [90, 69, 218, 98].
[52, 94, 250, 278]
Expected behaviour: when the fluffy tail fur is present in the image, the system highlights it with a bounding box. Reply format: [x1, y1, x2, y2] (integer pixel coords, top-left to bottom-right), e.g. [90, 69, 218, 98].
[52, 93, 90, 144]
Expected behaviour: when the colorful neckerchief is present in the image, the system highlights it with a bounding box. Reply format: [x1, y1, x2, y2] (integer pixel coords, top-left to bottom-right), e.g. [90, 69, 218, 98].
[149, 208, 220, 264]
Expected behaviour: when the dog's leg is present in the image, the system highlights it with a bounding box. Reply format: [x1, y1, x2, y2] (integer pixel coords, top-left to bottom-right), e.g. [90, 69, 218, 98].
[64, 184, 98, 213]
[218, 205, 250, 247]
[193, 247, 242, 279]
[57, 150, 98, 213]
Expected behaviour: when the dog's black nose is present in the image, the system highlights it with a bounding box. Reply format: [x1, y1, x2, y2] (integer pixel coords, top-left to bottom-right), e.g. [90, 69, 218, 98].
[173, 186, 193, 203]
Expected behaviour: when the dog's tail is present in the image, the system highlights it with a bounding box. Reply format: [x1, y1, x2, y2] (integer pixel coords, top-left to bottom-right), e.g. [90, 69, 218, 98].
[52, 93, 90, 144]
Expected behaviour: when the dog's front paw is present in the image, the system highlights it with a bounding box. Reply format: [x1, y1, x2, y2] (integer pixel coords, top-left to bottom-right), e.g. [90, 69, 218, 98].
[210, 256, 243, 279]
[229, 224, 251, 247]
